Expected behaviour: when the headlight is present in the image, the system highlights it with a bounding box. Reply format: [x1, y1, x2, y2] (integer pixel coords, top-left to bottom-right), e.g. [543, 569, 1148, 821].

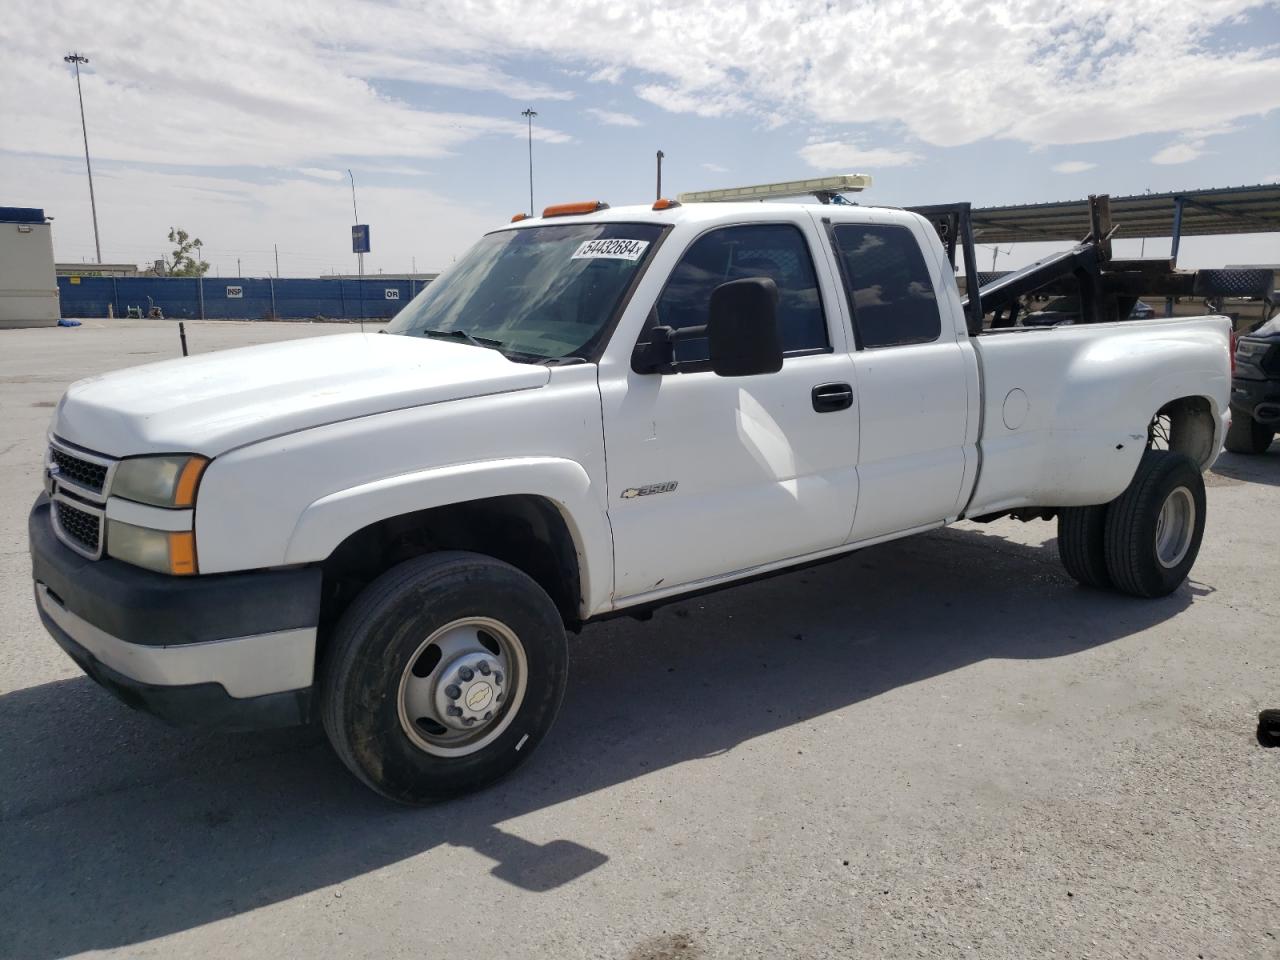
[106, 520, 197, 575]
[112, 455, 208, 508]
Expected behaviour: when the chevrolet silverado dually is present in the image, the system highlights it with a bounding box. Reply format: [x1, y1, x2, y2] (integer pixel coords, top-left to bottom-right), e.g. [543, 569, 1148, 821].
[31, 185, 1232, 802]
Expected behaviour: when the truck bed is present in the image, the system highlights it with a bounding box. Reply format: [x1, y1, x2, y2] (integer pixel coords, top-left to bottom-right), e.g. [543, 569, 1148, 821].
[965, 314, 1232, 517]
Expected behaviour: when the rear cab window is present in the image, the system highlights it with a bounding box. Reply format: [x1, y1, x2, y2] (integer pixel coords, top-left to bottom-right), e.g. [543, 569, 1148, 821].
[830, 223, 942, 349]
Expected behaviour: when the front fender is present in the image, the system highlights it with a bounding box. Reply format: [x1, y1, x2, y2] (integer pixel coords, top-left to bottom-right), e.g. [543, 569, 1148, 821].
[284, 457, 611, 617]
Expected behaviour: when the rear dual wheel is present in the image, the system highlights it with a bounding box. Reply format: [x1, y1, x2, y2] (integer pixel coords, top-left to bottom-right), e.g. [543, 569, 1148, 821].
[1058, 450, 1205, 597]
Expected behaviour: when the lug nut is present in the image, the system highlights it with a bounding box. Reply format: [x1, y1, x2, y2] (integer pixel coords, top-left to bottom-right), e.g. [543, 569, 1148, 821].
[458, 666, 474, 682]
[494, 671, 504, 686]
[446, 705, 463, 717]
[496, 692, 504, 703]
[463, 716, 476, 726]
[477, 661, 492, 676]
[483, 711, 493, 721]
[445, 684, 461, 700]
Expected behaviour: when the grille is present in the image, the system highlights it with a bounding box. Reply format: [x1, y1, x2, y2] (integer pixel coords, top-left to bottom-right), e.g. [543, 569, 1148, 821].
[50, 448, 108, 494]
[55, 500, 101, 554]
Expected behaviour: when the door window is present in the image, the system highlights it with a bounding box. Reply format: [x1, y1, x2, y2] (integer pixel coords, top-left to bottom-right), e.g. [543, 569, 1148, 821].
[653, 223, 829, 363]
[832, 224, 941, 348]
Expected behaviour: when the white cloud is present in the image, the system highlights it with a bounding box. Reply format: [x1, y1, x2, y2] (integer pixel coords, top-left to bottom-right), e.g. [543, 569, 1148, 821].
[585, 107, 641, 127]
[435, 0, 1280, 149]
[588, 65, 624, 84]
[1051, 160, 1098, 174]
[1151, 139, 1207, 165]
[298, 168, 345, 181]
[331, 50, 574, 102]
[799, 141, 923, 170]
[701, 162, 729, 173]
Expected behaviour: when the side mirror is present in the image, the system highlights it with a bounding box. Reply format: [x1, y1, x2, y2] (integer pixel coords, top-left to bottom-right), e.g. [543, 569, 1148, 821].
[707, 277, 783, 377]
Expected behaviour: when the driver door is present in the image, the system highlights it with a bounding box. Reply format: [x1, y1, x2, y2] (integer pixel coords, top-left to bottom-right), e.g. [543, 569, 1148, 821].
[600, 218, 859, 601]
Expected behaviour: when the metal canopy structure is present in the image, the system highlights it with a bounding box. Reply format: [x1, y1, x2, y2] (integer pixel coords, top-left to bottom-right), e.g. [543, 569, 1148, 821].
[970, 184, 1280, 245]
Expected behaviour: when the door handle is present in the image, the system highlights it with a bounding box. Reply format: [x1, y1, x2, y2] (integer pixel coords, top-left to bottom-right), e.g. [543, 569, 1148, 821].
[812, 382, 854, 413]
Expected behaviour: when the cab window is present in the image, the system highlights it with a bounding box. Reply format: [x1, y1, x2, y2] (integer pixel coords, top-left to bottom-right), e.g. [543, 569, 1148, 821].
[653, 223, 829, 363]
[831, 224, 941, 348]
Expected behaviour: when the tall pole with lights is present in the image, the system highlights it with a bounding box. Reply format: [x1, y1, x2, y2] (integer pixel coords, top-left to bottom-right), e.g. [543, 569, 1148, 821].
[521, 107, 537, 215]
[63, 52, 102, 264]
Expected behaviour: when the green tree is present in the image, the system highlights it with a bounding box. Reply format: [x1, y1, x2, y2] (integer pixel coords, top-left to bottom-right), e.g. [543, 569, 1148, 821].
[165, 227, 209, 277]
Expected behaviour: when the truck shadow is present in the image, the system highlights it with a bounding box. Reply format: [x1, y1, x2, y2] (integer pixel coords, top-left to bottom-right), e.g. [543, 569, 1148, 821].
[0, 523, 1206, 959]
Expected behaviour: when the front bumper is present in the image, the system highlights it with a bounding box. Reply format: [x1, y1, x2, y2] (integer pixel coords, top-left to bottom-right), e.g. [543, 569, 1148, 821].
[30, 497, 323, 730]
[1230, 376, 1280, 425]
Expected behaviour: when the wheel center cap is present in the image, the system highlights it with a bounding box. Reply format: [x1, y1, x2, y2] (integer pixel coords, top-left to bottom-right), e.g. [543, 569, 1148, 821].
[465, 681, 493, 712]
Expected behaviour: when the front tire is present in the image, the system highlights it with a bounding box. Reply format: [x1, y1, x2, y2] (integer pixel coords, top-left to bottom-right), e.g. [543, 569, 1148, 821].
[321, 551, 568, 804]
[1224, 412, 1275, 455]
[1103, 451, 1206, 597]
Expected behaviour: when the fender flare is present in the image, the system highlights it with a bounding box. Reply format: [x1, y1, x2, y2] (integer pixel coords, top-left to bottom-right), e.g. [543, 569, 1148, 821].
[284, 457, 612, 617]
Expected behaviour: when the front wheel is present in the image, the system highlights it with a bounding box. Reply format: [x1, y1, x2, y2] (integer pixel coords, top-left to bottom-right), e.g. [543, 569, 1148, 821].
[321, 551, 568, 804]
[1103, 450, 1206, 597]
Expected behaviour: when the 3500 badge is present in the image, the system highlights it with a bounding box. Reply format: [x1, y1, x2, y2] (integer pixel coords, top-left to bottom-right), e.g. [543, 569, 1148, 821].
[620, 481, 678, 499]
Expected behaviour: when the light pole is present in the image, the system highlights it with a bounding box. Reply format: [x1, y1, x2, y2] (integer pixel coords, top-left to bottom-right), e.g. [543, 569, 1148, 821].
[63, 52, 101, 264]
[521, 108, 537, 215]
[348, 168, 363, 281]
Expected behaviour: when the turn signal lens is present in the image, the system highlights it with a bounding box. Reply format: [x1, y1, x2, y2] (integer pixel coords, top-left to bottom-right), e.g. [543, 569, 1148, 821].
[174, 457, 208, 507]
[169, 532, 197, 575]
[542, 201, 608, 218]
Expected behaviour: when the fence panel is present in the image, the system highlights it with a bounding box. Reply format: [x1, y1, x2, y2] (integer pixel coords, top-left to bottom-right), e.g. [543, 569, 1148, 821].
[57, 277, 424, 320]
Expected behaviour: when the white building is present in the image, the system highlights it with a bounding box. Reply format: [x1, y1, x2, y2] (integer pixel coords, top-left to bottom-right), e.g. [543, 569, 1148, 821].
[0, 207, 59, 329]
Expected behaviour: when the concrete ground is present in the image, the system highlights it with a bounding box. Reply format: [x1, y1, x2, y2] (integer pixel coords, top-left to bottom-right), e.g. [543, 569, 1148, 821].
[1, 320, 1277, 960]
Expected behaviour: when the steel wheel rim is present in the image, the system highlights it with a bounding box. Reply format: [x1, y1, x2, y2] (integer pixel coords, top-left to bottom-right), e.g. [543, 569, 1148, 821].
[1154, 486, 1195, 569]
[397, 616, 528, 758]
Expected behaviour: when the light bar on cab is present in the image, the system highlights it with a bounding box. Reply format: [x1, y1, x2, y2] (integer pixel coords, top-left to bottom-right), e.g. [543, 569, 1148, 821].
[677, 174, 872, 203]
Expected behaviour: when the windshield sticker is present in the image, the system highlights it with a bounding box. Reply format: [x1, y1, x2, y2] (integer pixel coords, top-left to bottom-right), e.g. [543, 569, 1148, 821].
[571, 238, 650, 261]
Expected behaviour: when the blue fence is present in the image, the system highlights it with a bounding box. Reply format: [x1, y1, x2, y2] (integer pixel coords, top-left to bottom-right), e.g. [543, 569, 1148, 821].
[57, 276, 428, 321]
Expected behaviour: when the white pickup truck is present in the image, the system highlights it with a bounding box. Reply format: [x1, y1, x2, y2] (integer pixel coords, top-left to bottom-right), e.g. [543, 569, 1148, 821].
[31, 196, 1232, 802]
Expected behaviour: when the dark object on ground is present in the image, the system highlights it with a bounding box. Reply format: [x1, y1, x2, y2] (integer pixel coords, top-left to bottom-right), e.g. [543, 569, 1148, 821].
[1258, 709, 1280, 747]
[57, 319, 81, 327]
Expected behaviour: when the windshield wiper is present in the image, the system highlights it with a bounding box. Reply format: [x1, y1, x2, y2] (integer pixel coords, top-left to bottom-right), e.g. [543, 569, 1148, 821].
[416, 328, 505, 350]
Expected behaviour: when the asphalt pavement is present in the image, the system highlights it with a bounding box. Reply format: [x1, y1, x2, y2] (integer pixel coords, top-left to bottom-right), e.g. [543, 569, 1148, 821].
[1, 320, 1277, 959]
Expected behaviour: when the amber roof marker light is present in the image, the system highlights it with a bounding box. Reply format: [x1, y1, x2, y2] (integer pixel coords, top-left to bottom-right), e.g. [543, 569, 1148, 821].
[653, 198, 681, 211]
[511, 213, 530, 222]
[541, 201, 609, 218]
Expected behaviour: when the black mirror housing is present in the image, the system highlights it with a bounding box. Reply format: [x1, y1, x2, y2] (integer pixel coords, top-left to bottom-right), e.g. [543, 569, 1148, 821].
[707, 277, 783, 377]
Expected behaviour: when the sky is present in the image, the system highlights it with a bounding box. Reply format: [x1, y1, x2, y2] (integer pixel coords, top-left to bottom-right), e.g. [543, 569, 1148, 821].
[1, 0, 1278, 278]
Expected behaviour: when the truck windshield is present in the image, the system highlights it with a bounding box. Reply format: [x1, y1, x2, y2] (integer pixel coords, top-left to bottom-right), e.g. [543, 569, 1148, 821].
[387, 222, 665, 361]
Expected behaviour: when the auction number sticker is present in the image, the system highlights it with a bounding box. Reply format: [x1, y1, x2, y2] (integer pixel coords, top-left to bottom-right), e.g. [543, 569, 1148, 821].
[571, 238, 650, 261]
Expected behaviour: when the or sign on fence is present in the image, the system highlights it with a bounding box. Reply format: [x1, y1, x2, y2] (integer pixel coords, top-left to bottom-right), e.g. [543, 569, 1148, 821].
[385, 288, 399, 300]
[226, 285, 244, 299]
